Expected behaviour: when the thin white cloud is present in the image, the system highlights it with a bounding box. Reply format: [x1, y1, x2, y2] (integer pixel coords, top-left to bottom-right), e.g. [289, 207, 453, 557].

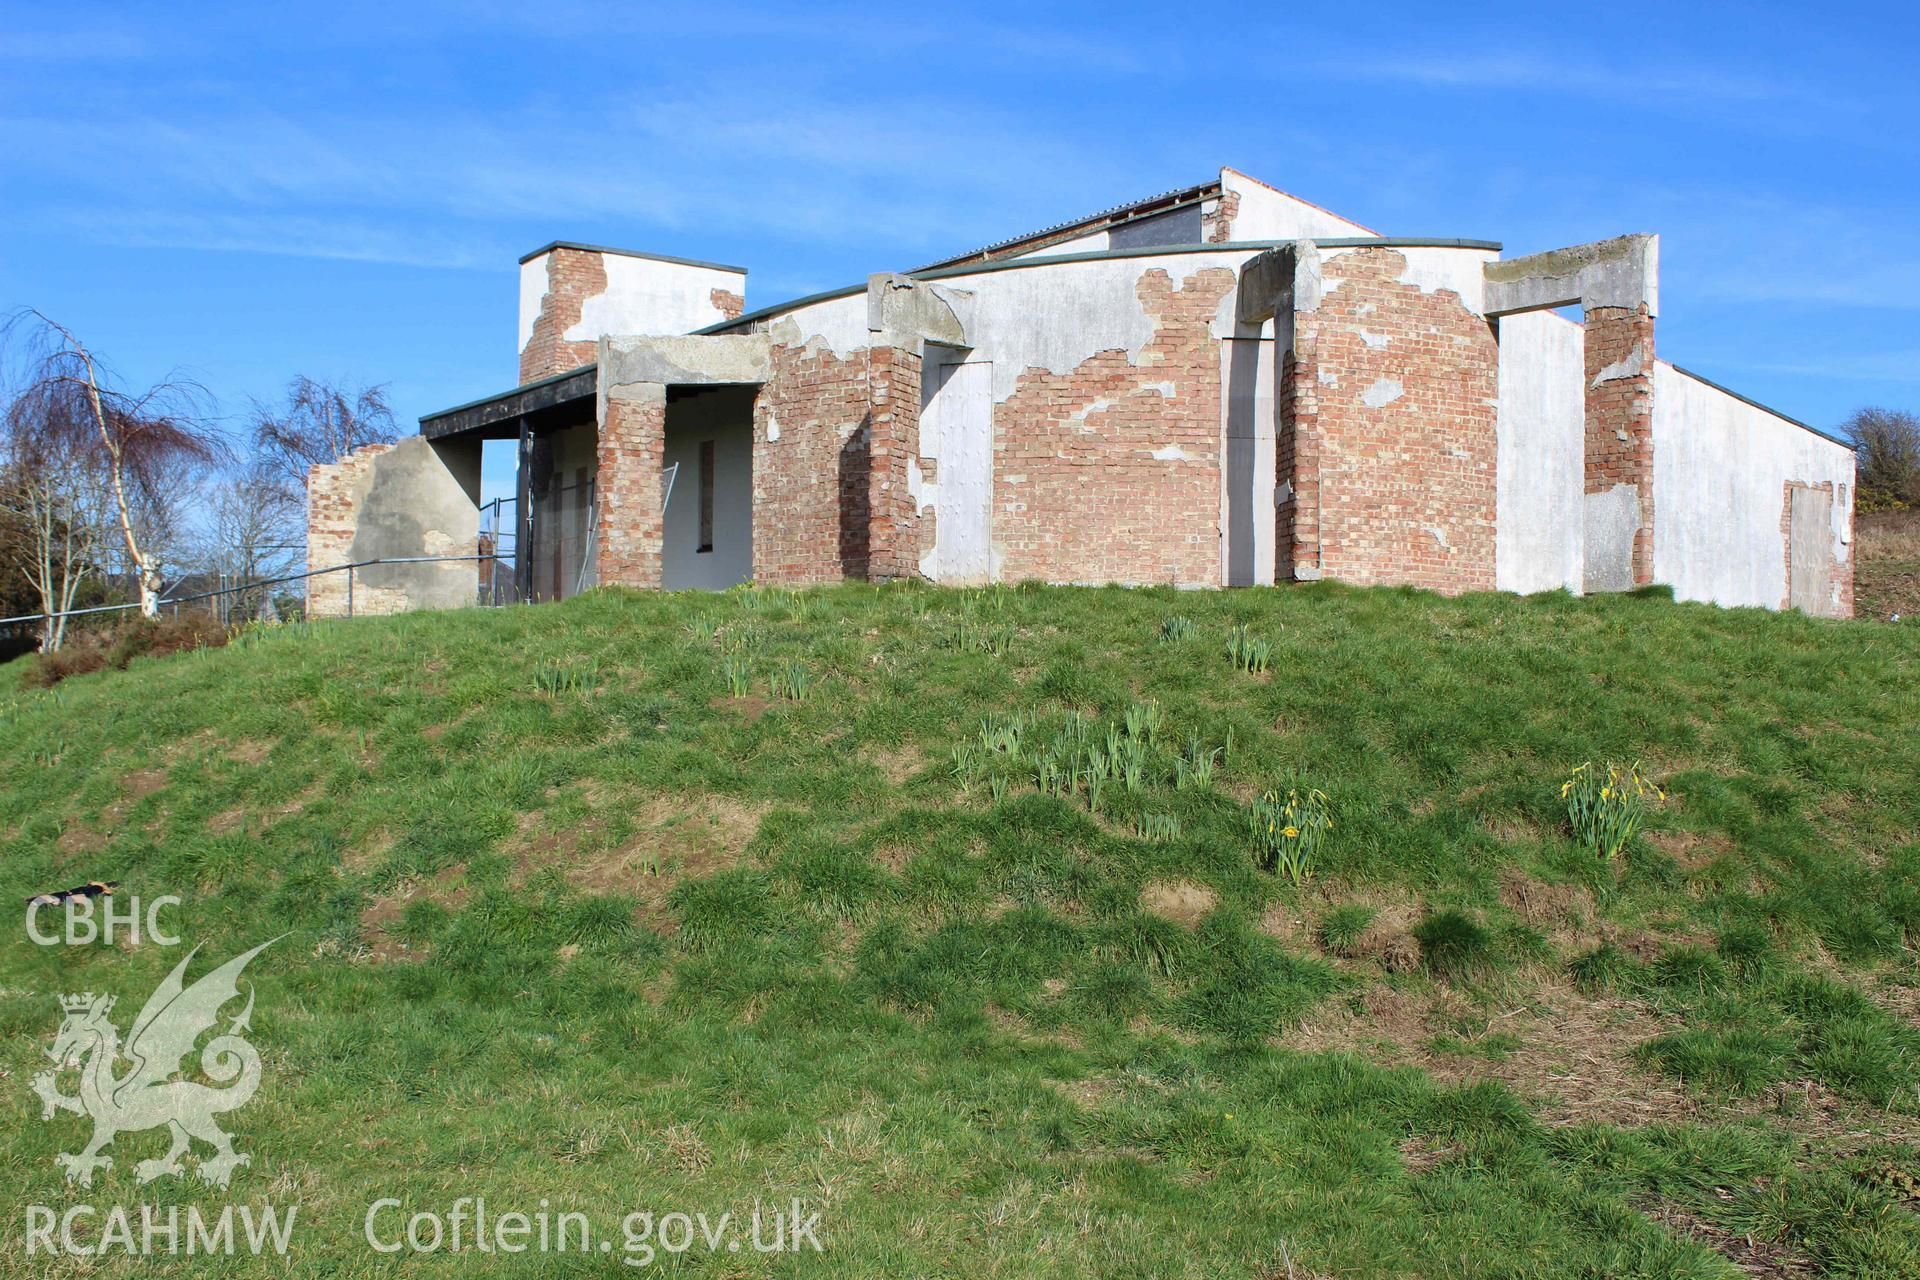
[1313, 46, 1860, 116]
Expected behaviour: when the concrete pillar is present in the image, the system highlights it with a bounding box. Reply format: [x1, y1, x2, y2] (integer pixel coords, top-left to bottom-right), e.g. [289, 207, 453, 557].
[1583, 305, 1656, 590]
[595, 381, 666, 590]
[1484, 235, 1660, 594]
[1240, 242, 1326, 583]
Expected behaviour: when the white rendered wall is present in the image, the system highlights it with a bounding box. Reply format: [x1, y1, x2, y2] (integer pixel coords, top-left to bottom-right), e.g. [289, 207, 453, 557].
[662, 389, 755, 590]
[518, 252, 746, 361]
[568, 255, 744, 342]
[1220, 167, 1375, 240]
[1495, 311, 1585, 593]
[1652, 363, 1854, 611]
[1221, 336, 1276, 586]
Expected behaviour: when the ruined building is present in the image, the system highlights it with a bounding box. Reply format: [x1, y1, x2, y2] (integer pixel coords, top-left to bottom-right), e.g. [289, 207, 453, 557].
[307, 166, 1855, 617]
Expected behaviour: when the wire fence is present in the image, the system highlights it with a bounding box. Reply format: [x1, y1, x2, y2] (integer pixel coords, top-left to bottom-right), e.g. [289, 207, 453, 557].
[0, 553, 512, 632]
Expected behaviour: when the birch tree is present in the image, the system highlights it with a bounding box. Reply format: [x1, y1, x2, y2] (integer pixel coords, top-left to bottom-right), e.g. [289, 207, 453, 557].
[5, 311, 222, 619]
[0, 392, 110, 651]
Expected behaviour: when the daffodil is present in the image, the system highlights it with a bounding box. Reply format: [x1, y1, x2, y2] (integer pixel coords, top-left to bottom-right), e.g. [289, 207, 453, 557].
[1283, 826, 1300, 838]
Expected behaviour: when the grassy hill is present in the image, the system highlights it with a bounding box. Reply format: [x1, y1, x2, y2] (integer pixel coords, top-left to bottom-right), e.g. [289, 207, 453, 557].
[4, 582, 1920, 1277]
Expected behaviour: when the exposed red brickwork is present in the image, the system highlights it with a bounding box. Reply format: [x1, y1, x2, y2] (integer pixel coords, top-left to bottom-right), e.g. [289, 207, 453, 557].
[1780, 480, 1854, 618]
[1584, 304, 1656, 586]
[865, 344, 922, 580]
[1203, 191, 1240, 243]
[305, 443, 393, 618]
[710, 288, 745, 321]
[993, 268, 1234, 586]
[595, 387, 665, 589]
[1282, 248, 1499, 593]
[1276, 346, 1319, 581]
[751, 341, 874, 585]
[520, 248, 607, 384]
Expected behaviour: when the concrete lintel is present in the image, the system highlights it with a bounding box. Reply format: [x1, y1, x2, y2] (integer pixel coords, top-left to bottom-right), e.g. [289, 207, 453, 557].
[598, 333, 772, 389]
[1236, 240, 1323, 327]
[866, 273, 971, 348]
[1483, 234, 1658, 318]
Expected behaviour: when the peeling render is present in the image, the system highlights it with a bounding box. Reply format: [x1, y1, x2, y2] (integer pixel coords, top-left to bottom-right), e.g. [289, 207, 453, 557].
[373, 167, 1852, 617]
[1361, 378, 1404, 408]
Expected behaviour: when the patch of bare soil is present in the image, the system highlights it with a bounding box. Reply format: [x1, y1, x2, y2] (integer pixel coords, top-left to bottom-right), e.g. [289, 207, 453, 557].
[1643, 1199, 1816, 1279]
[341, 829, 395, 875]
[359, 864, 470, 963]
[1291, 977, 1697, 1128]
[708, 694, 769, 723]
[1643, 828, 1735, 872]
[1140, 879, 1217, 929]
[207, 808, 247, 836]
[55, 826, 105, 861]
[1256, 901, 1312, 948]
[1397, 1134, 1455, 1175]
[871, 841, 915, 874]
[101, 767, 169, 827]
[1498, 869, 1595, 930]
[227, 739, 274, 766]
[866, 743, 925, 784]
[515, 786, 769, 934]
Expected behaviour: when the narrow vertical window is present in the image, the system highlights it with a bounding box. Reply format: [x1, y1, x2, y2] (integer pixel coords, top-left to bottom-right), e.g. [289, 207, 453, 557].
[697, 439, 715, 553]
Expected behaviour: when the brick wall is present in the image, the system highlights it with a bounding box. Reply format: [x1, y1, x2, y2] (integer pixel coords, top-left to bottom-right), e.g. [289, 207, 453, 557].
[1202, 191, 1240, 244]
[751, 341, 875, 585]
[992, 268, 1234, 586]
[1584, 305, 1656, 587]
[596, 385, 666, 589]
[305, 443, 393, 617]
[521, 248, 607, 384]
[711, 289, 745, 321]
[1282, 249, 1499, 593]
[866, 344, 922, 580]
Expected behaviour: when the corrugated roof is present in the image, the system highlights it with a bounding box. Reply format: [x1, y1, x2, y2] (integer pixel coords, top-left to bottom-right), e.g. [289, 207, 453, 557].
[912, 179, 1218, 272]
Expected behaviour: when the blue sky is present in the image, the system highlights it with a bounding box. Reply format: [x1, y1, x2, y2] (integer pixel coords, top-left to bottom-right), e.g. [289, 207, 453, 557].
[3, 0, 1915, 493]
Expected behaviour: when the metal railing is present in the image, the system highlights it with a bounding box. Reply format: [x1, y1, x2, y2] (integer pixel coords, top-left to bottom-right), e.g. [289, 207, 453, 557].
[0, 554, 510, 630]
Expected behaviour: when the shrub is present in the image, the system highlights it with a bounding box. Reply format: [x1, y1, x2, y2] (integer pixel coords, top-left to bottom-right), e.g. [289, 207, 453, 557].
[22, 613, 230, 689]
[1251, 786, 1331, 885]
[1561, 760, 1663, 860]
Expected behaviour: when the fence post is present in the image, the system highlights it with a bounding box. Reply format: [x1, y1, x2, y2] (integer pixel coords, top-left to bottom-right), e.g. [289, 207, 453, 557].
[346, 565, 354, 619]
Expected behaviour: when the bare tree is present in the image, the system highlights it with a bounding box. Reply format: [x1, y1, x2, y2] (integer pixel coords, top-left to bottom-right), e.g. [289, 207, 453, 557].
[0, 392, 112, 650]
[251, 376, 397, 503]
[1847, 407, 1920, 505]
[196, 458, 302, 621]
[4, 311, 224, 620]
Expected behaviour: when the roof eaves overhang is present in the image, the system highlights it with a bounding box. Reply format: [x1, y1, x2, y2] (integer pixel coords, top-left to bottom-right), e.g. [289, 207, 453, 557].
[419, 364, 597, 440]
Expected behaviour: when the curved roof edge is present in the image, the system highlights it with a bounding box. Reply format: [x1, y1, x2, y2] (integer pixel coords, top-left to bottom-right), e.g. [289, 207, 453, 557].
[518, 240, 749, 274]
[694, 236, 1503, 336]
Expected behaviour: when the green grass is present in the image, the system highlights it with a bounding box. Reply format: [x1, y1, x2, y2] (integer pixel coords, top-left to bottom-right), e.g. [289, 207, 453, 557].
[3, 581, 1920, 1276]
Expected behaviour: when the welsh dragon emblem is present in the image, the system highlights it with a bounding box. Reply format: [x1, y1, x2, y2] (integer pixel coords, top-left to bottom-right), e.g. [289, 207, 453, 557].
[32, 938, 279, 1189]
